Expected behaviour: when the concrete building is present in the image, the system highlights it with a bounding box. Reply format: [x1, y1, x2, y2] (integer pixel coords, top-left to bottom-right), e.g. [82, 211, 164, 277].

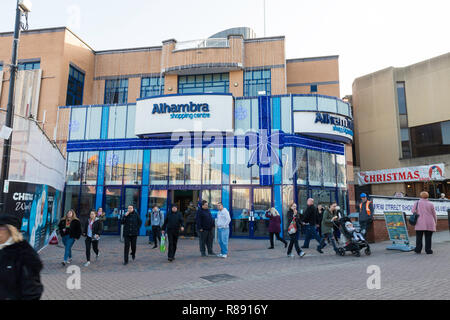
[352, 52, 450, 199]
[1, 26, 355, 237]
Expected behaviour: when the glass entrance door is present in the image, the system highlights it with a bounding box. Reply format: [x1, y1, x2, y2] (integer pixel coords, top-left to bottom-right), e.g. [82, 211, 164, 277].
[231, 187, 272, 238]
[103, 186, 141, 235]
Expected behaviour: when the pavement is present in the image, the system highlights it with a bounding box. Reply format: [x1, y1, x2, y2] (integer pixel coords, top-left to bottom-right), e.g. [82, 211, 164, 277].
[38, 231, 450, 300]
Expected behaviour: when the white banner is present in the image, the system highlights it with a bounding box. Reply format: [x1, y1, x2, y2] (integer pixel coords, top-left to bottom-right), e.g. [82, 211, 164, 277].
[357, 164, 445, 186]
[135, 94, 234, 136]
[372, 196, 450, 217]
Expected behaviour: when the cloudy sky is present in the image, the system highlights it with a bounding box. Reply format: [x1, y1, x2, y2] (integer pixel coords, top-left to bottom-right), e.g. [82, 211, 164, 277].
[1, 0, 449, 96]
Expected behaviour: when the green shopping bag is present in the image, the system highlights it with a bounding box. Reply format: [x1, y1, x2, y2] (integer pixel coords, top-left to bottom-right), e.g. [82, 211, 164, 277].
[160, 233, 167, 253]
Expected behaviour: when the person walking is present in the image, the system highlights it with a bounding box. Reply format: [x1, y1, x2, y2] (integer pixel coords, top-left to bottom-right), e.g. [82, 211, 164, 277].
[58, 209, 82, 266]
[122, 205, 142, 265]
[317, 204, 325, 238]
[196, 200, 216, 257]
[82, 210, 103, 267]
[412, 191, 438, 254]
[150, 206, 164, 249]
[216, 202, 231, 258]
[358, 193, 374, 237]
[266, 207, 287, 249]
[301, 198, 326, 253]
[162, 205, 184, 262]
[0, 214, 44, 300]
[321, 202, 339, 254]
[286, 203, 306, 258]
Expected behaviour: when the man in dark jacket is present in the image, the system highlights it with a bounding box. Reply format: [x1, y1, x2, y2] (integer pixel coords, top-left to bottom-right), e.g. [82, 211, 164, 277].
[121, 205, 142, 265]
[196, 200, 216, 257]
[301, 198, 326, 253]
[162, 205, 184, 262]
[0, 214, 43, 300]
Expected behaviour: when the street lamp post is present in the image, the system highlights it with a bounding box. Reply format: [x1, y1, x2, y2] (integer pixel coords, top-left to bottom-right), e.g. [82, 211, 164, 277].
[0, 0, 32, 214]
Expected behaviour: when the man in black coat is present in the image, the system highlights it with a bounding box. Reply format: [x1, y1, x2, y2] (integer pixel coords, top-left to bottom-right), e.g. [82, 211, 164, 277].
[121, 205, 142, 265]
[162, 205, 184, 262]
[301, 198, 326, 253]
[0, 214, 43, 300]
[196, 200, 216, 257]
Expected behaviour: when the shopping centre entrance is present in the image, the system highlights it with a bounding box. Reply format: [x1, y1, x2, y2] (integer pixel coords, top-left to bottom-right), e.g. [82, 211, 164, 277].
[231, 187, 272, 239]
[172, 190, 199, 214]
[103, 186, 141, 235]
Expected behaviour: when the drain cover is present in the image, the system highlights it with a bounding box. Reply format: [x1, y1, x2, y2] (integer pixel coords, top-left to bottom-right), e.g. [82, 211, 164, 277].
[201, 274, 238, 283]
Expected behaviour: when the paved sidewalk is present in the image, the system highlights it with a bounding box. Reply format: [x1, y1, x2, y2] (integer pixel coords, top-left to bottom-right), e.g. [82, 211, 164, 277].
[39, 231, 450, 300]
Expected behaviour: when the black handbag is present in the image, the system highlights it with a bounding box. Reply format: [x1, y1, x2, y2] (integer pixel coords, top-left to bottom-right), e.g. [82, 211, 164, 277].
[409, 201, 420, 226]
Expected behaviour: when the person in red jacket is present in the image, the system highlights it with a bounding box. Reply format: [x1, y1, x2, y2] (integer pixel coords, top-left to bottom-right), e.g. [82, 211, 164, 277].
[266, 208, 287, 249]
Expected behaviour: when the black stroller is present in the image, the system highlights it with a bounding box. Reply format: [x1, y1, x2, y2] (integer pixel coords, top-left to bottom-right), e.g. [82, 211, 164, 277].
[333, 216, 371, 257]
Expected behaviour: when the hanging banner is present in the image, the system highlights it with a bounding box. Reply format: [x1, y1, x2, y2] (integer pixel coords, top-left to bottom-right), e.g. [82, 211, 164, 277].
[356, 163, 445, 185]
[371, 195, 450, 217]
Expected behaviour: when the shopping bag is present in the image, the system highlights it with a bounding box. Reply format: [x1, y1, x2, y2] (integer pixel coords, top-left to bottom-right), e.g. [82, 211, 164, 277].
[49, 230, 59, 245]
[288, 217, 297, 235]
[160, 234, 167, 253]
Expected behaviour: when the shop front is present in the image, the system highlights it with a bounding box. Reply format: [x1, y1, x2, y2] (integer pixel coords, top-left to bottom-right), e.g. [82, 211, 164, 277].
[62, 93, 353, 238]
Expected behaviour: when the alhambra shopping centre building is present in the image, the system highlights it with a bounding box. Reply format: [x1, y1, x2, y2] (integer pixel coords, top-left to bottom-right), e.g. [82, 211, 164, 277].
[0, 27, 356, 238]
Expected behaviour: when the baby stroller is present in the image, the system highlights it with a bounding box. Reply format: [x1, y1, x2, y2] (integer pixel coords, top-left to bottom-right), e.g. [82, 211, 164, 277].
[333, 216, 371, 257]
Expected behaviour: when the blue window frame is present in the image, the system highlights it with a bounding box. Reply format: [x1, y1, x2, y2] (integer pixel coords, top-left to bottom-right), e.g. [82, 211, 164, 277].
[244, 69, 271, 97]
[66, 65, 85, 106]
[140, 76, 164, 98]
[178, 73, 229, 94]
[18, 61, 40, 70]
[104, 79, 128, 104]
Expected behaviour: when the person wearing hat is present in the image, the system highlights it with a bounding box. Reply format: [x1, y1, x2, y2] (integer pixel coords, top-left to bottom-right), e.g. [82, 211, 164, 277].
[358, 193, 374, 237]
[162, 205, 184, 262]
[0, 214, 44, 300]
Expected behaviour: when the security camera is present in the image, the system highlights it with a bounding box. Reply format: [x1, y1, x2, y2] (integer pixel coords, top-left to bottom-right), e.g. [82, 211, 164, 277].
[18, 0, 33, 13]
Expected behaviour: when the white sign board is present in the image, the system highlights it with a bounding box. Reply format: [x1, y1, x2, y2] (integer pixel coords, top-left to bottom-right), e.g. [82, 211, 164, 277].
[372, 196, 450, 217]
[135, 94, 234, 135]
[293, 111, 353, 143]
[357, 164, 445, 186]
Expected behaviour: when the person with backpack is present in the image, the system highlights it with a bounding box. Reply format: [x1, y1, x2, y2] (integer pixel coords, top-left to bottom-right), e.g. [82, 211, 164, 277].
[286, 203, 306, 258]
[58, 209, 82, 266]
[121, 205, 142, 265]
[82, 210, 103, 267]
[150, 206, 164, 249]
[266, 207, 287, 249]
[162, 205, 184, 262]
[0, 214, 44, 300]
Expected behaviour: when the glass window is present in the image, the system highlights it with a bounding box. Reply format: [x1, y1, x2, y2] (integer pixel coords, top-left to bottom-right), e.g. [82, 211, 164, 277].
[244, 69, 271, 96]
[82, 151, 99, 185]
[322, 152, 336, 187]
[235, 99, 251, 134]
[337, 101, 350, 116]
[64, 186, 80, 216]
[69, 107, 86, 140]
[317, 97, 337, 113]
[336, 154, 346, 187]
[282, 185, 294, 235]
[123, 150, 143, 185]
[178, 73, 229, 94]
[85, 107, 102, 140]
[442, 121, 450, 145]
[203, 148, 222, 185]
[308, 149, 322, 186]
[297, 186, 308, 215]
[79, 186, 96, 226]
[310, 85, 318, 93]
[148, 190, 168, 216]
[104, 150, 125, 185]
[169, 148, 186, 185]
[230, 148, 251, 185]
[293, 96, 316, 111]
[150, 149, 169, 185]
[104, 79, 128, 104]
[396, 82, 407, 115]
[295, 148, 308, 185]
[108, 105, 127, 139]
[18, 61, 40, 70]
[185, 148, 202, 185]
[282, 147, 294, 185]
[66, 152, 82, 185]
[338, 189, 348, 216]
[410, 122, 450, 157]
[251, 99, 259, 131]
[126, 105, 136, 139]
[201, 190, 221, 218]
[281, 96, 292, 133]
[140, 76, 164, 98]
[66, 65, 85, 106]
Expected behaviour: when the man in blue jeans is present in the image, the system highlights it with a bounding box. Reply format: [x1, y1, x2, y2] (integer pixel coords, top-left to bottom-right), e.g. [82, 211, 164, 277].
[216, 202, 231, 258]
[301, 198, 326, 253]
